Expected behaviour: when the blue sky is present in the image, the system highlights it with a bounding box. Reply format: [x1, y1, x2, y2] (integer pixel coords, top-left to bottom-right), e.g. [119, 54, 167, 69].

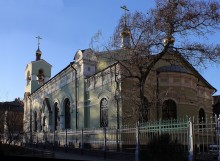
[0, 0, 219, 101]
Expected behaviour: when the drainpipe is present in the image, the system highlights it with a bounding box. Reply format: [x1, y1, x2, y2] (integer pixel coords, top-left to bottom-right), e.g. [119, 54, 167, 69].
[28, 94, 33, 144]
[115, 64, 120, 151]
[70, 62, 78, 130]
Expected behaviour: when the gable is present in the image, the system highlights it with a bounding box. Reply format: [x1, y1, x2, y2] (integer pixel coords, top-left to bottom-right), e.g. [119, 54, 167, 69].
[155, 51, 216, 91]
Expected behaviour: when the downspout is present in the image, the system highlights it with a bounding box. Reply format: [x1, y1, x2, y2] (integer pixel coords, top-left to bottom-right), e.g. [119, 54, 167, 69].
[28, 93, 33, 144]
[70, 62, 78, 129]
[115, 64, 120, 151]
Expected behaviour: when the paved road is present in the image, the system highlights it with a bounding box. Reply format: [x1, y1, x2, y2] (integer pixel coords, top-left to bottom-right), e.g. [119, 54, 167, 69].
[54, 150, 122, 161]
[22, 146, 124, 161]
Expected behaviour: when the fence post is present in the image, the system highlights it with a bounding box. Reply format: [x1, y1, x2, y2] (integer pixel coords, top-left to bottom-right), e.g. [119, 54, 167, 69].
[103, 127, 107, 159]
[81, 128, 84, 155]
[53, 130, 55, 150]
[188, 117, 194, 161]
[65, 128, 67, 152]
[135, 122, 140, 161]
[116, 128, 120, 152]
[217, 116, 220, 161]
[159, 118, 162, 135]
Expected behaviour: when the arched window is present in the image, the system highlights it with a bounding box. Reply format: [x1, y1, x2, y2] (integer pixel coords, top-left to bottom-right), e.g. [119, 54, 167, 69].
[139, 97, 149, 122]
[199, 108, 206, 128]
[64, 98, 70, 129]
[43, 116, 46, 128]
[54, 102, 59, 130]
[162, 99, 177, 120]
[100, 98, 108, 127]
[34, 111, 37, 132]
[26, 71, 31, 85]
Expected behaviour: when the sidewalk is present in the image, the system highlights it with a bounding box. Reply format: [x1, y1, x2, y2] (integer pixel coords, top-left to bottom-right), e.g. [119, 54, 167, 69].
[24, 146, 132, 161]
[54, 150, 123, 161]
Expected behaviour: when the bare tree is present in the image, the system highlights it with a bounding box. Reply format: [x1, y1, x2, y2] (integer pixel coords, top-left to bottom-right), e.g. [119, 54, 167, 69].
[4, 110, 23, 145]
[0, 110, 5, 141]
[91, 0, 220, 122]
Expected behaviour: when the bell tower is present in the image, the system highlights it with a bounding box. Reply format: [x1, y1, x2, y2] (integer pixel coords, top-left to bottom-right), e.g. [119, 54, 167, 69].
[24, 36, 52, 94]
[23, 36, 52, 143]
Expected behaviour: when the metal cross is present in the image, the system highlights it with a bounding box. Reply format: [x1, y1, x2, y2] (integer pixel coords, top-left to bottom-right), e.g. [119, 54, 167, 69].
[35, 36, 42, 48]
[120, 5, 129, 25]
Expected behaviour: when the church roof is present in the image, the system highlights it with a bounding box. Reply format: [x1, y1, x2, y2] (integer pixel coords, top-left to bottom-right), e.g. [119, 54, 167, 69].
[157, 65, 192, 74]
[172, 52, 216, 92]
[30, 48, 217, 96]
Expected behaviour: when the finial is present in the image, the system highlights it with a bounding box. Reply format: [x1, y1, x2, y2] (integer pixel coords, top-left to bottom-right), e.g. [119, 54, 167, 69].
[163, 36, 175, 47]
[36, 35, 42, 49]
[120, 5, 129, 26]
[35, 36, 42, 61]
[120, 5, 131, 49]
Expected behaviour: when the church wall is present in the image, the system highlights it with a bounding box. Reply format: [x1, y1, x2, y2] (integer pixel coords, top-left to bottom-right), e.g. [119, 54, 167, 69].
[29, 67, 80, 132]
[152, 70, 213, 120]
[119, 61, 214, 124]
[77, 76, 86, 129]
[86, 65, 119, 128]
[50, 82, 75, 129]
[88, 81, 118, 128]
[31, 61, 52, 77]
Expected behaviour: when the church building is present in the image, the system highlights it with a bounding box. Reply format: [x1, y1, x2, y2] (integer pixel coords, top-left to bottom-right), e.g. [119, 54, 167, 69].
[23, 24, 216, 142]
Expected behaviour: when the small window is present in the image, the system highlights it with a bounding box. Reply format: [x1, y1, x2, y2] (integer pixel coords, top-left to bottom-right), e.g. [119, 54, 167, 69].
[88, 66, 91, 71]
[199, 108, 206, 128]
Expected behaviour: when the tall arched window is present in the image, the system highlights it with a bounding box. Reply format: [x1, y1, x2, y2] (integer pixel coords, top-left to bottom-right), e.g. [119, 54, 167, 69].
[54, 102, 59, 130]
[162, 99, 177, 120]
[43, 116, 46, 130]
[199, 108, 206, 128]
[100, 98, 108, 127]
[64, 98, 70, 129]
[34, 111, 37, 132]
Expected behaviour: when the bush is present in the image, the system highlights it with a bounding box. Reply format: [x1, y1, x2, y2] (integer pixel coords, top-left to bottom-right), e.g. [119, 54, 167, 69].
[0, 144, 32, 156]
[140, 133, 188, 161]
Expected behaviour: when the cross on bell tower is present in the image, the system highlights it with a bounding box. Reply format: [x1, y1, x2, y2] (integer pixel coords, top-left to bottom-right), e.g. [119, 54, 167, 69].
[35, 36, 42, 61]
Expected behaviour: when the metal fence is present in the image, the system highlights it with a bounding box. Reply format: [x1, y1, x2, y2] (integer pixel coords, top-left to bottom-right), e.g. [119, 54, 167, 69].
[28, 116, 220, 160]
